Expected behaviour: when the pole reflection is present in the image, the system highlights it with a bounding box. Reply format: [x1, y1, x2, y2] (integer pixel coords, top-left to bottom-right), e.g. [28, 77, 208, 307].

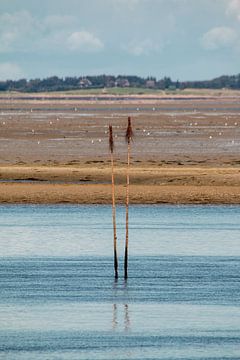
[124, 304, 130, 332]
[112, 303, 118, 330]
[112, 303, 131, 332]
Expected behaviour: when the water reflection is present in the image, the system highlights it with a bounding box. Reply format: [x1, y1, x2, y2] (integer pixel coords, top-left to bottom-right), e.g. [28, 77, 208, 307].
[112, 303, 118, 330]
[112, 279, 131, 332]
[112, 304, 131, 332]
[124, 304, 130, 332]
[1, 256, 240, 359]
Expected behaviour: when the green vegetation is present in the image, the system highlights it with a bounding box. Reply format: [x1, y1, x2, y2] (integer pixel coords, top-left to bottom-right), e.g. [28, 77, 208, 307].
[57, 87, 163, 95]
[1, 73, 240, 93]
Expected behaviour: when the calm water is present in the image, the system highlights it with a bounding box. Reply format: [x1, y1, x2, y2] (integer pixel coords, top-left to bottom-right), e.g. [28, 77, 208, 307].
[0, 205, 240, 359]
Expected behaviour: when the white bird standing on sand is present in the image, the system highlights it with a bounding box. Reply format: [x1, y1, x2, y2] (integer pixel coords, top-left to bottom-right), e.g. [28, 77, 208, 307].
[91, 140, 94, 144]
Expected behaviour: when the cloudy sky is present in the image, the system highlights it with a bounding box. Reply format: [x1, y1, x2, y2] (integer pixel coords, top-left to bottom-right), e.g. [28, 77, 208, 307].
[0, 0, 240, 81]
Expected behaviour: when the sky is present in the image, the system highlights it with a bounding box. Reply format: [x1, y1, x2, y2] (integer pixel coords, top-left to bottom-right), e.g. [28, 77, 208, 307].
[0, 0, 240, 81]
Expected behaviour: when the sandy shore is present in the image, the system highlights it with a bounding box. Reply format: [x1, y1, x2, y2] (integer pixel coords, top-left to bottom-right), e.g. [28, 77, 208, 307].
[0, 165, 239, 204]
[0, 183, 239, 204]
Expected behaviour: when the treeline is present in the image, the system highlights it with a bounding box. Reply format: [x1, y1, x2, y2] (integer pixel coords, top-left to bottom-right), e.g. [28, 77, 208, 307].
[1, 73, 240, 92]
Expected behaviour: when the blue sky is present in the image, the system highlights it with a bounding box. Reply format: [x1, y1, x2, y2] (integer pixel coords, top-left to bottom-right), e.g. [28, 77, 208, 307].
[0, 0, 239, 81]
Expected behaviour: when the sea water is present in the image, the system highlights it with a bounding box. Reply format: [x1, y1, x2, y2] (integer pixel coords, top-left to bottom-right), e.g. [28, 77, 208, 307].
[0, 205, 240, 359]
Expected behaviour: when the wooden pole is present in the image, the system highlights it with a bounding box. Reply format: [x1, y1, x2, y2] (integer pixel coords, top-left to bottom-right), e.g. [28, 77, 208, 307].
[124, 142, 130, 279]
[124, 117, 133, 280]
[109, 125, 118, 279]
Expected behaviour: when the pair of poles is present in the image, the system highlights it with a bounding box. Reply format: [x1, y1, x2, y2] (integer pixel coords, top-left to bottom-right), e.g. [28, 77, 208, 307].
[109, 116, 133, 280]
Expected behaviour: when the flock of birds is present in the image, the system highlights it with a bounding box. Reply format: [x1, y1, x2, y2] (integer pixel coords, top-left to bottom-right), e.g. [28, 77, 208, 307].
[0, 107, 238, 148]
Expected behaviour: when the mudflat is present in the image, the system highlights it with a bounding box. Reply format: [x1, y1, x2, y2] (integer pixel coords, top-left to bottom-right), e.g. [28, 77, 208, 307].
[0, 92, 239, 204]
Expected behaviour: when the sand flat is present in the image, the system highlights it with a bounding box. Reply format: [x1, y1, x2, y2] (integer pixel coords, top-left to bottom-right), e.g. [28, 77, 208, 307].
[0, 93, 239, 204]
[0, 183, 239, 204]
[0, 165, 238, 204]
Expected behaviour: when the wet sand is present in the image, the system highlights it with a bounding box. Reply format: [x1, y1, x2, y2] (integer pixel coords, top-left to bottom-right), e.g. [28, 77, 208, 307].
[0, 92, 239, 204]
[0, 165, 239, 204]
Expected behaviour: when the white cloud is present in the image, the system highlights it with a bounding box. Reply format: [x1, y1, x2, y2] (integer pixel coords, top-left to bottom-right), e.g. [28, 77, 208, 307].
[0, 11, 104, 54]
[123, 39, 161, 56]
[226, 0, 240, 20]
[0, 11, 38, 52]
[201, 26, 237, 50]
[67, 31, 104, 52]
[0, 63, 24, 80]
[0, 10, 36, 32]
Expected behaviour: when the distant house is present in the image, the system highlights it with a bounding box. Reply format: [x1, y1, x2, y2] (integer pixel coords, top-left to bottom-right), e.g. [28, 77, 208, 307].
[115, 78, 130, 87]
[106, 79, 115, 88]
[145, 79, 156, 88]
[79, 78, 92, 88]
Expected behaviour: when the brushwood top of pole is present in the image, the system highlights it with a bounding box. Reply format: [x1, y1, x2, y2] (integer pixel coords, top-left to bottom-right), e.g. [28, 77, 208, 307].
[109, 124, 114, 153]
[126, 116, 133, 144]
